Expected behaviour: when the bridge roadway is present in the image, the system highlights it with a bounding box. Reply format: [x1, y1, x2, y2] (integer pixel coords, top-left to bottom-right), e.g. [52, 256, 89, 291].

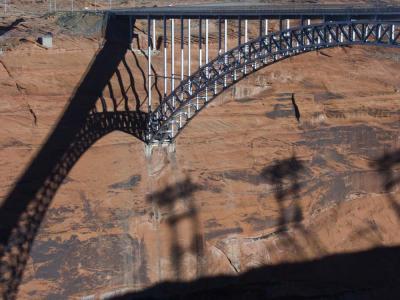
[106, 3, 400, 20]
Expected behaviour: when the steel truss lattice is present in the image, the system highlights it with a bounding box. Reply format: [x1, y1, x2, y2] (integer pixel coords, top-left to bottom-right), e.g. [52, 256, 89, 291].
[147, 20, 400, 144]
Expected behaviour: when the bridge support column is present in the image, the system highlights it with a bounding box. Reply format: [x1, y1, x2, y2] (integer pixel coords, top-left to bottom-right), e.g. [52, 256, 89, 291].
[153, 19, 156, 50]
[216, 17, 221, 94]
[205, 19, 209, 101]
[286, 19, 290, 53]
[264, 19, 268, 63]
[197, 18, 202, 110]
[255, 18, 262, 69]
[163, 16, 167, 103]
[224, 19, 228, 87]
[235, 17, 241, 81]
[171, 18, 175, 138]
[180, 17, 184, 128]
[188, 19, 192, 118]
[180, 17, 184, 86]
[147, 16, 152, 114]
[244, 19, 248, 74]
[171, 18, 175, 108]
[199, 17, 202, 70]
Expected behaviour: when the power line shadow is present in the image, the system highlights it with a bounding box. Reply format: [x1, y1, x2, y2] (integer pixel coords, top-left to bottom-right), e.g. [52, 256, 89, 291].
[259, 154, 325, 258]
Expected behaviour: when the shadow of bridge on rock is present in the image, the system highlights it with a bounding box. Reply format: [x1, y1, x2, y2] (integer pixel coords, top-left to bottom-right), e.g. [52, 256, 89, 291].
[0, 16, 160, 299]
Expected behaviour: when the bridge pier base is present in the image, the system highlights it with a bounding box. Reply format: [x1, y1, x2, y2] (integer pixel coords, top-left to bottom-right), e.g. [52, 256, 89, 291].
[144, 142, 176, 158]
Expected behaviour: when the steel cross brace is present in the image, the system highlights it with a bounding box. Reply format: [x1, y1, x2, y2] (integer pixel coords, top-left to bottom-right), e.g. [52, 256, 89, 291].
[146, 20, 400, 144]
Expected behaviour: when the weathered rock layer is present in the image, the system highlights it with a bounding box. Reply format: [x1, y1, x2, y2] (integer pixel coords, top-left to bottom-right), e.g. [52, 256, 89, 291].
[1, 19, 400, 299]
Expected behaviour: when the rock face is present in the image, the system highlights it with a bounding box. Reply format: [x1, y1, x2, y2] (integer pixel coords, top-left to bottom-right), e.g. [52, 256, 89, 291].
[1, 15, 400, 299]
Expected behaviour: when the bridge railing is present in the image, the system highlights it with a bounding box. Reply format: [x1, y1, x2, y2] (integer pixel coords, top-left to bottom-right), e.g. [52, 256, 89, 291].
[0, 0, 133, 16]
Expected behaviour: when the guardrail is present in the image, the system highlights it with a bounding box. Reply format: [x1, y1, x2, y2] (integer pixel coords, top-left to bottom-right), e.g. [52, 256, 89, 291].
[0, 0, 130, 16]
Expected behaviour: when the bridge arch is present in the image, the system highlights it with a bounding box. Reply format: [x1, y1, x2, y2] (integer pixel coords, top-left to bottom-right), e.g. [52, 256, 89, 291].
[148, 20, 400, 144]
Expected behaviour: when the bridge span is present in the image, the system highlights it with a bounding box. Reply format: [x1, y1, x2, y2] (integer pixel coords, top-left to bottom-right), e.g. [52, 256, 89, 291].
[102, 4, 400, 145]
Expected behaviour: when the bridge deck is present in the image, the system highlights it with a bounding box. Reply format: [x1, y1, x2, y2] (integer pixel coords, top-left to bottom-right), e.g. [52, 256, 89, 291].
[107, 4, 400, 20]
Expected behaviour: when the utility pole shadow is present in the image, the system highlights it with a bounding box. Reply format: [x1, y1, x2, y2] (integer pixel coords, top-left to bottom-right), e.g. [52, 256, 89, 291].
[146, 178, 204, 280]
[370, 149, 400, 220]
[260, 154, 325, 258]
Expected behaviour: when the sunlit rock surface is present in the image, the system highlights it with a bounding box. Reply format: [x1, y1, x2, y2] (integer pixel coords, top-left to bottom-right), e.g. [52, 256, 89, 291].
[0, 12, 400, 299]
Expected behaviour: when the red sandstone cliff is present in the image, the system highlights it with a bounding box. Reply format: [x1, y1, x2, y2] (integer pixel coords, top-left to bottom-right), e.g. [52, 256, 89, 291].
[1, 9, 400, 299]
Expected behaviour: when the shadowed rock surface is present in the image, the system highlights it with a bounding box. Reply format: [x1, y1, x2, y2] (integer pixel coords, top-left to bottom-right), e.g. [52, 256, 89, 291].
[1, 7, 400, 299]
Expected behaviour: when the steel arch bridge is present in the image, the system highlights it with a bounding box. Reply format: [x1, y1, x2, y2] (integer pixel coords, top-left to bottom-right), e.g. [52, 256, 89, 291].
[103, 4, 400, 145]
[148, 20, 400, 144]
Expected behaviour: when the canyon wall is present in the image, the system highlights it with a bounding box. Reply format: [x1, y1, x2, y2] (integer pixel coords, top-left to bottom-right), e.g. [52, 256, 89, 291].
[1, 13, 400, 299]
